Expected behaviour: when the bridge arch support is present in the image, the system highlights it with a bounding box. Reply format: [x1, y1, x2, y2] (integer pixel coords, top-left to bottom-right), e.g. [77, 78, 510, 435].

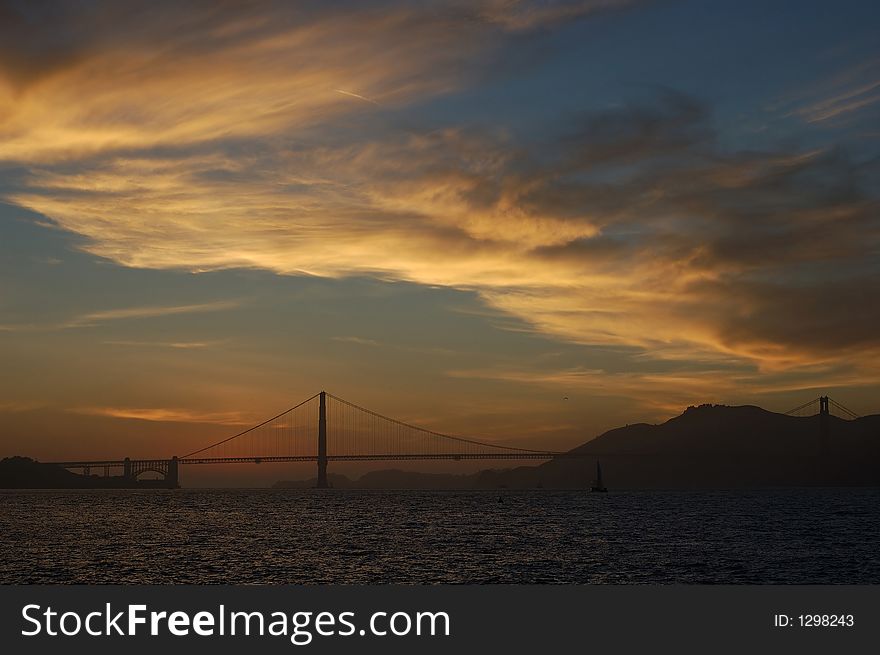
[128, 457, 179, 488]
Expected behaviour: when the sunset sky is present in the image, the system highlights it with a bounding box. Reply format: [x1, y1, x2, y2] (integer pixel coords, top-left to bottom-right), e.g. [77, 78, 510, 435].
[1, 0, 879, 478]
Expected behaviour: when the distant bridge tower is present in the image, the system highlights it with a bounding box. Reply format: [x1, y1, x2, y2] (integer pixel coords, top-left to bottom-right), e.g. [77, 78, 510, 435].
[167, 456, 179, 489]
[819, 395, 830, 455]
[317, 391, 329, 488]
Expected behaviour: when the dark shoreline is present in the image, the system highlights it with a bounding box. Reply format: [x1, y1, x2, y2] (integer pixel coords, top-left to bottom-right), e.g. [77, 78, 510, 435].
[0, 457, 175, 489]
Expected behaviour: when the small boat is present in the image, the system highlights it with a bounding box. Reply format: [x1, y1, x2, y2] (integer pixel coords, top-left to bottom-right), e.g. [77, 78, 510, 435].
[591, 460, 607, 493]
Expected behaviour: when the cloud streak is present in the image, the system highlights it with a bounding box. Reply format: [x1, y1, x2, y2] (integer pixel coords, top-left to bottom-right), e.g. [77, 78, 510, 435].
[780, 58, 880, 125]
[72, 301, 241, 326]
[0, 300, 241, 331]
[72, 406, 249, 425]
[103, 339, 225, 349]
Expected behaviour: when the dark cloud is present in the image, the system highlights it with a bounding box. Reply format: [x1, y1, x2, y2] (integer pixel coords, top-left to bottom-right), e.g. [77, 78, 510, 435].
[706, 274, 880, 355]
[0, 0, 634, 92]
[0, 1, 89, 90]
[425, 92, 879, 358]
[563, 89, 712, 168]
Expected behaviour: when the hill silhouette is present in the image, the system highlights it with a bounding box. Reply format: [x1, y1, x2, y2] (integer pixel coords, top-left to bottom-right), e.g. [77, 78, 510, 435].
[0, 457, 84, 488]
[573, 404, 879, 456]
[485, 404, 880, 488]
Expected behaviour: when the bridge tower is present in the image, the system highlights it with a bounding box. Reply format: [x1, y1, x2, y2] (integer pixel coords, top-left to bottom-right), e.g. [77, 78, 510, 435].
[317, 391, 329, 488]
[819, 395, 830, 455]
[167, 456, 180, 489]
[123, 457, 133, 480]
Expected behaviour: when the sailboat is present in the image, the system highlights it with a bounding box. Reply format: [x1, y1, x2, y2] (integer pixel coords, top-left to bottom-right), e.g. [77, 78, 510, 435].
[591, 460, 608, 493]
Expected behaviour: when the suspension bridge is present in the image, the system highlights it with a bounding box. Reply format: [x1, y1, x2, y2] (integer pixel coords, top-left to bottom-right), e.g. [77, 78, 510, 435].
[46, 392, 862, 488]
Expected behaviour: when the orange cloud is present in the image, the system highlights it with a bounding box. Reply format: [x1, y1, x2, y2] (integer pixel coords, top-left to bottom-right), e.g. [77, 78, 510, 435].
[72, 406, 249, 426]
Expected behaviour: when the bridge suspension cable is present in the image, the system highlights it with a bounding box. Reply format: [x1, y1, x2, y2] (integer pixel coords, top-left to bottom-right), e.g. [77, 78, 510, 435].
[325, 392, 556, 456]
[181, 392, 320, 459]
[784, 396, 861, 419]
[784, 398, 819, 416]
[829, 398, 860, 420]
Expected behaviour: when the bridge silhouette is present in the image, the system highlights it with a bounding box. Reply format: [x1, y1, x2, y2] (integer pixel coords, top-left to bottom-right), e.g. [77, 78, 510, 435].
[47, 392, 860, 488]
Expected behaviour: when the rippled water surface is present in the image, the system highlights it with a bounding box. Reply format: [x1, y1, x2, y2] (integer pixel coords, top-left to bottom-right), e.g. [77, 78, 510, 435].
[2, 489, 879, 584]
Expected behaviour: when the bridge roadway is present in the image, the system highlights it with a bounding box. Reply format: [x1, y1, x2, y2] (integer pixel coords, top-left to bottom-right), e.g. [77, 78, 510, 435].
[44, 453, 587, 488]
[47, 452, 584, 468]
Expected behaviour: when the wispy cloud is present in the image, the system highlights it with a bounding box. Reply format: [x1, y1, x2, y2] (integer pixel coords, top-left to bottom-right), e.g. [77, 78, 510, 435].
[103, 339, 226, 349]
[0, 300, 241, 332]
[798, 79, 880, 123]
[778, 58, 880, 125]
[69, 301, 241, 327]
[334, 89, 382, 106]
[31, 256, 63, 266]
[331, 336, 382, 347]
[72, 406, 249, 425]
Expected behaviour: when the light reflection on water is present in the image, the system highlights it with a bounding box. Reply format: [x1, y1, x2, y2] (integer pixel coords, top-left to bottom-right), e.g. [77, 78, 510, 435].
[1, 488, 878, 584]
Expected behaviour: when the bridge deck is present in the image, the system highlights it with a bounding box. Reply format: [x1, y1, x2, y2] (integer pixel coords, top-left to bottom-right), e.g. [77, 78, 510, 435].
[180, 453, 573, 464]
[48, 453, 590, 468]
